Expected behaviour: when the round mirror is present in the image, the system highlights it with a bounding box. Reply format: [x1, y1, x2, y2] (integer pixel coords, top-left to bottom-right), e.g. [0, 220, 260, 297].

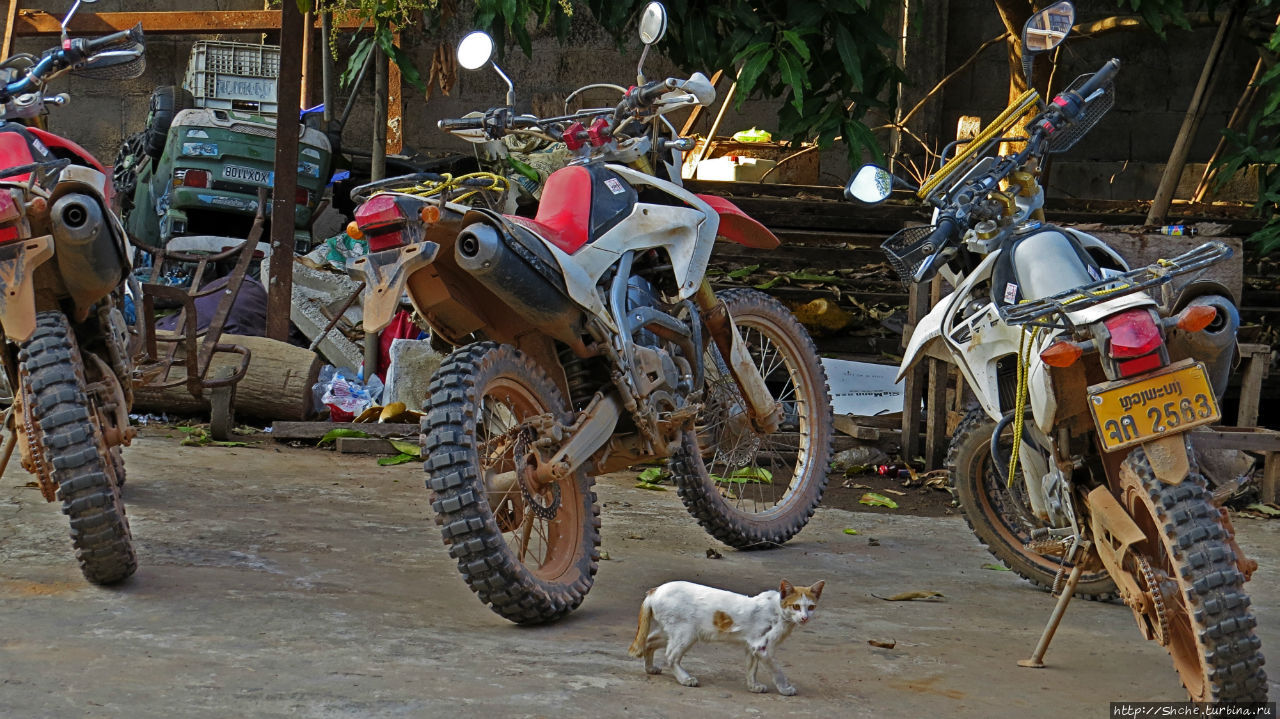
[638, 2, 668, 46]
[1022, 1, 1074, 54]
[457, 31, 495, 71]
[845, 164, 893, 204]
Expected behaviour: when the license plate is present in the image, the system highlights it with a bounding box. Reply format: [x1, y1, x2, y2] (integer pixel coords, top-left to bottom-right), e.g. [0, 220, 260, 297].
[1088, 360, 1219, 453]
[222, 164, 272, 185]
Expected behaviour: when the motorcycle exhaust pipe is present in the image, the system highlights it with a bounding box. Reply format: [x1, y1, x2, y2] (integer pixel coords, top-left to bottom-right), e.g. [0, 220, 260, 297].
[1167, 294, 1239, 400]
[454, 222, 582, 340]
[50, 193, 126, 312]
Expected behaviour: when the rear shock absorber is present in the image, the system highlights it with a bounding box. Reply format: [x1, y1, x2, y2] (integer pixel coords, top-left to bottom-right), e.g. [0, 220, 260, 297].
[558, 344, 594, 411]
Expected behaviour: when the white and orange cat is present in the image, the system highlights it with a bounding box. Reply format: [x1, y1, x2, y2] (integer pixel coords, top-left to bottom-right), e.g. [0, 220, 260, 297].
[628, 579, 825, 695]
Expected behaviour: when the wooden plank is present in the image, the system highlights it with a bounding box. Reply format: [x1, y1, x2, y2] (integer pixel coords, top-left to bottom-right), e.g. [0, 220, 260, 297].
[335, 437, 397, 455]
[1264, 452, 1279, 505]
[1188, 429, 1280, 453]
[267, 2, 305, 342]
[900, 281, 929, 461]
[1236, 344, 1268, 428]
[12, 10, 360, 35]
[269, 422, 420, 441]
[833, 415, 881, 441]
[2, 0, 18, 60]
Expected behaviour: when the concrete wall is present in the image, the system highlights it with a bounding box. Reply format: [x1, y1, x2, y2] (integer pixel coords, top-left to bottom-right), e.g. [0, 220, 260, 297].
[23, 1, 1263, 201]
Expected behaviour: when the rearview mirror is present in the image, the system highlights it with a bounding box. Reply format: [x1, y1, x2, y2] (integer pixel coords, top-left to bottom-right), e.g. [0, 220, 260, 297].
[1022, 1, 1074, 54]
[457, 31, 494, 71]
[638, 2, 668, 45]
[845, 164, 893, 204]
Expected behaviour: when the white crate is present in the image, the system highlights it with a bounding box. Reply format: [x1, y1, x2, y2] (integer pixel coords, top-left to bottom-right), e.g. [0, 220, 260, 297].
[183, 41, 282, 115]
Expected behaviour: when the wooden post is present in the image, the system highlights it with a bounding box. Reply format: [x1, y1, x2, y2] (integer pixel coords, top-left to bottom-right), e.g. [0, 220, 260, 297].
[372, 47, 388, 182]
[299, 11, 313, 108]
[386, 31, 403, 155]
[1235, 343, 1270, 428]
[1263, 452, 1279, 505]
[922, 276, 948, 469]
[320, 12, 334, 124]
[891, 0, 948, 171]
[900, 280, 929, 461]
[266, 0, 304, 342]
[2, 0, 19, 61]
[1145, 4, 1240, 226]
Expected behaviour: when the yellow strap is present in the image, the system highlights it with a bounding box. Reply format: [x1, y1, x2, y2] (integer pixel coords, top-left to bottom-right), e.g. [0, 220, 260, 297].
[919, 89, 1040, 200]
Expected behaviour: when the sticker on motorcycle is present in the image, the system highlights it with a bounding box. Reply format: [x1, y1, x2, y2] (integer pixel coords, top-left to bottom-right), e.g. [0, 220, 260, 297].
[1086, 360, 1219, 453]
[223, 165, 272, 185]
[604, 178, 626, 195]
[1003, 282, 1018, 303]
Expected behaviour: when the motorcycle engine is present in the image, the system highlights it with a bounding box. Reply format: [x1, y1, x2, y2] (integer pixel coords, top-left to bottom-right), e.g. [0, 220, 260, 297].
[626, 274, 690, 404]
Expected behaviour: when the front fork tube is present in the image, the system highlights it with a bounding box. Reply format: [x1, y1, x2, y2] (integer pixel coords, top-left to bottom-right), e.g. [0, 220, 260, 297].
[694, 280, 780, 433]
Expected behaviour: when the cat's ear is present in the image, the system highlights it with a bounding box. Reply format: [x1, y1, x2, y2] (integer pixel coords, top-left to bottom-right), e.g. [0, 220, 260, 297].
[779, 579, 794, 597]
[810, 580, 825, 600]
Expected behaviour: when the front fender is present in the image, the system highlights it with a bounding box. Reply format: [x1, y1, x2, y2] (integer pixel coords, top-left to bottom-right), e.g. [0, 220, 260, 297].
[0, 235, 54, 343]
[895, 297, 951, 382]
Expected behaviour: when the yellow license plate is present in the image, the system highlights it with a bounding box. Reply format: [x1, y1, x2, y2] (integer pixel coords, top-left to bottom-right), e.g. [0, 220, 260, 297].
[1088, 360, 1219, 453]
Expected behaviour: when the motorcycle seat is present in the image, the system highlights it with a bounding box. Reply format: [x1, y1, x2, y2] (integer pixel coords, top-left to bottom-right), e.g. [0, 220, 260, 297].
[991, 227, 1102, 306]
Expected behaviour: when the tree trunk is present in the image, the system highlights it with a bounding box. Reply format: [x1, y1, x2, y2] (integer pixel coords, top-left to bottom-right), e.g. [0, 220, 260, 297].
[372, 47, 388, 182]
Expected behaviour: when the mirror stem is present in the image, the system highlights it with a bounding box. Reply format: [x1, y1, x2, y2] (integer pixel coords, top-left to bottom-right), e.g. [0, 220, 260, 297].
[61, 0, 84, 42]
[636, 45, 651, 85]
[492, 62, 515, 107]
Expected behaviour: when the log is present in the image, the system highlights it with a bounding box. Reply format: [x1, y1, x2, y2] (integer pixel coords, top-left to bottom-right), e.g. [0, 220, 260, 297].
[133, 334, 322, 421]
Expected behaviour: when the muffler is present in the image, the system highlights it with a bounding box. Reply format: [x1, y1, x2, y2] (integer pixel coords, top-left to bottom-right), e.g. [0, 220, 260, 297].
[455, 221, 582, 341]
[1168, 293, 1239, 399]
[50, 193, 126, 314]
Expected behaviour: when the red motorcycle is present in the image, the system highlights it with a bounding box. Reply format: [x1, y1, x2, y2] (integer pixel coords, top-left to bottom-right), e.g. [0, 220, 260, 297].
[0, 3, 146, 584]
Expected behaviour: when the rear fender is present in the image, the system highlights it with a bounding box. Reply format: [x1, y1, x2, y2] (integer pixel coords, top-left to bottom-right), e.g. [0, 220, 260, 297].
[696, 194, 780, 249]
[349, 241, 441, 333]
[0, 235, 55, 342]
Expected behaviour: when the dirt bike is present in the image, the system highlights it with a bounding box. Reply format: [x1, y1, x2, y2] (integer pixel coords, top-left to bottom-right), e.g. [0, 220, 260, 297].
[0, 1, 145, 584]
[847, 2, 1264, 702]
[344, 1, 832, 624]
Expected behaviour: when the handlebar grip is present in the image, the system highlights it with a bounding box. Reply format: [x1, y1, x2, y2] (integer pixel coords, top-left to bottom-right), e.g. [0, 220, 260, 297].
[1076, 58, 1119, 100]
[911, 215, 959, 284]
[437, 117, 483, 132]
[85, 24, 143, 53]
[636, 77, 678, 104]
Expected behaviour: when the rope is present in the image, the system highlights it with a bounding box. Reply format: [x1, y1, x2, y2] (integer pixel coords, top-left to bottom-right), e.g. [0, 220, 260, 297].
[374, 171, 510, 205]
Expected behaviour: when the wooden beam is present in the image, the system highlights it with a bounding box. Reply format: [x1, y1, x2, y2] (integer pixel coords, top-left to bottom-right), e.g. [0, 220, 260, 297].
[2, 0, 19, 60]
[267, 2, 305, 342]
[11, 10, 359, 36]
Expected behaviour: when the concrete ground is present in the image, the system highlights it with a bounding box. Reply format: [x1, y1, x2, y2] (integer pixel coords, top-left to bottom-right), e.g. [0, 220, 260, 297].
[1, 429, 1276, 718]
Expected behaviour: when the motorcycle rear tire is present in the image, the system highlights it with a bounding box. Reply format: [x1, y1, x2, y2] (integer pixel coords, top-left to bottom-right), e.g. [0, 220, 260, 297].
[422, 342, 600, 624]
[1118, 447, 1267, 702]
[670, 288, 833, 549]
[19, 312, 136, 585]
[947, 410, 1116, 599]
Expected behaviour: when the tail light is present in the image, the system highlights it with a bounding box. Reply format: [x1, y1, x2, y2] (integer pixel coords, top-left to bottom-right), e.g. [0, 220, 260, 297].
[0, 189, 24, 244]
[1102, 308, 1165, 378]
[1174, 304, 1216, 332]
[177, 169, 211, 188]
[354, 193, 408, 251]
[295, 187, 311, 206]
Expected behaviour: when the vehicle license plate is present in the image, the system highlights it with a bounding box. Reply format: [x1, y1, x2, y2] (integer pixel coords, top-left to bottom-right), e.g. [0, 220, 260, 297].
[1088, 360, 1219, 453]
[222, 164, 272, 184]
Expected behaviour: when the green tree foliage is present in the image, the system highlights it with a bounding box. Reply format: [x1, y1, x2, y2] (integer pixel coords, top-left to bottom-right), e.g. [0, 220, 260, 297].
[585, 0, 903, 164]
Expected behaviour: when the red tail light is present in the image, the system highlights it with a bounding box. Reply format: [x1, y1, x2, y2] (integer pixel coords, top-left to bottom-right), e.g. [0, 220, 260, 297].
[180, 169, 211, 188]
[295, 187, 310, 205]
[355, 194, 408, 251]
[1117, 354, 1164, 376]
[0, 225, 19, 244]
[1104, 309, 1162, 359]
[0, 189, 20, 224]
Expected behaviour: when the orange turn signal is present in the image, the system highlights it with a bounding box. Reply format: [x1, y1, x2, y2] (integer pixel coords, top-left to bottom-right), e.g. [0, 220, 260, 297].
[345, 220, 364, 240]
[1175, 305, 1216, 333]
[1040, 340, 1083, 367]
[420, 205, 441, 224]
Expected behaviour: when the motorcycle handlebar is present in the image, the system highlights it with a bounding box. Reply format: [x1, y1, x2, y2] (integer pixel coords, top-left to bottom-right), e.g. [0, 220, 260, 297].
[912, 215, 959, 284]
[85, 24, 144, 53]
[1075, 58, 1120, 100]
[438, 117, 483, 132]
[635, 77, 678, 105]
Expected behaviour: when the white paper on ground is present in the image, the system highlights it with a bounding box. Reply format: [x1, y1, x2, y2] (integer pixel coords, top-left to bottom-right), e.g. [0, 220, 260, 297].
[820, 358, 910, 417]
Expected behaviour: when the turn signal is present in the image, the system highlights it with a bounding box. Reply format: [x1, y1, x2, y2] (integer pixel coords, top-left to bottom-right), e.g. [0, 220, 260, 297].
[420, 205, 440, 224]
[1040, 340, 1083, 367]
[345, 220, 364, 240]
[1175, 305, 1216, 333]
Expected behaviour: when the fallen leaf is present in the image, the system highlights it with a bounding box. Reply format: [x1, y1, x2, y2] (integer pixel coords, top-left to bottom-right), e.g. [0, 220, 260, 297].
[634, 481, 667, 491]
[1245, 503, 1280, 518]
[713, 467, 773, 484]
[387, 439, 421, 457]
[843, 528, 860, 535]
[319, 428, 371, 445]
[859, 492, 899, 509]
[754, 276, 783, 290]
[879, 488, 906, 496]
[982, 563, 1012, 572]
[377, 453, 416, 466]
[727, 264, 760, 279]
[706, 548, 723, 559]
[873, 590, 944, 602]
[867, 639, 897, 649]
[637, 466, 665, 483]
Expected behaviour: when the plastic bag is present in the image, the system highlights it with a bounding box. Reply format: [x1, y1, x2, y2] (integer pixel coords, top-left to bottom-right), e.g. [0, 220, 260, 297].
[313, 365, 373, 422]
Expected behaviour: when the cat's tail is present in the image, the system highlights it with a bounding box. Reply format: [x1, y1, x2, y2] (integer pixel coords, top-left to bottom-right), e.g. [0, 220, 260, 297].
[627, 589, 655, 658]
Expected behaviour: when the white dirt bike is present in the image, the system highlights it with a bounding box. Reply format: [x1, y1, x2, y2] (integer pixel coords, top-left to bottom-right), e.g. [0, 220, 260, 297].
[345, 2, 832, 624]
[847, 2, 1264, 702]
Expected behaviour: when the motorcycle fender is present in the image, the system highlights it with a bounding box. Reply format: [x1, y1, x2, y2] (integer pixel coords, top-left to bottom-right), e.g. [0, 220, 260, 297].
[695, 194, 780, 249]
[0, 235, 54, 343]
[894, 299, 951, 383]
[1141, 434, 1190, 485]
[348, 241, 440, 333]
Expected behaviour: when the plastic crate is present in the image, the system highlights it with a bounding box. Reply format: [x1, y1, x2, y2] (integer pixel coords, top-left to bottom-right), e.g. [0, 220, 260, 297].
[183, 41, 281, 115]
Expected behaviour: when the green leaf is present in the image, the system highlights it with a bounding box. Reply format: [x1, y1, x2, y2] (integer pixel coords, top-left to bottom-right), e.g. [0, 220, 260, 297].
[736, 47, 774, 99]
[981, 563, 1012, 572]
[859, 492, 899, 509]
[786, 271, 839, 282]
[211, 441, 249, 448]
[387, 439, 421, 457]
[712, 467, 773, 484]
[637, 466, 665, 482]
[634, 481, 668, 491]
[780, 30, 811, 64]
[726, 263, 760, 279]
[378, 453, 416, 466]
[777, 49, 804, 113]
[843, 528, 860, 535]
[319, 428, 371, 445]
[383, 41, 426, 93]
[340, 37, 374, 89]
[833, 25, 863, 90]
[754, 276, 783, 290]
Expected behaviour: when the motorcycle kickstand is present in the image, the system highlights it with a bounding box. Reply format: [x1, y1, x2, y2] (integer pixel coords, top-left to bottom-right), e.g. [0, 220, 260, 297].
[1018, 538, 1091, 669]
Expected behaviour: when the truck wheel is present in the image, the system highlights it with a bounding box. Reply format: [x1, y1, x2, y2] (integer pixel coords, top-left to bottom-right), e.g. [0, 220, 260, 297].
[144, 86, 194, 159]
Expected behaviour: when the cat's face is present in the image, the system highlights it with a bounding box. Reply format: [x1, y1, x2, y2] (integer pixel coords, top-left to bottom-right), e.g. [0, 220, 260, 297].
[778, 580, 824, 625]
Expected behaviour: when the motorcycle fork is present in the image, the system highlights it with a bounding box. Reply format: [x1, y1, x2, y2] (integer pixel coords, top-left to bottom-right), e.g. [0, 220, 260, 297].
[693, 280, 780, 433]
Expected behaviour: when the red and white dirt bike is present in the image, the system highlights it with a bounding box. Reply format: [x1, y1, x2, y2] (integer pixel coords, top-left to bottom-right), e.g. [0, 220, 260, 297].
[0, 1, 145, 584]
[345, 2, 832, 623]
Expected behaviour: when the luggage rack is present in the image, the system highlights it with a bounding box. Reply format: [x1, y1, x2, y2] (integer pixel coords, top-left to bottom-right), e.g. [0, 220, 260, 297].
[998, 240, 1233, 331]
